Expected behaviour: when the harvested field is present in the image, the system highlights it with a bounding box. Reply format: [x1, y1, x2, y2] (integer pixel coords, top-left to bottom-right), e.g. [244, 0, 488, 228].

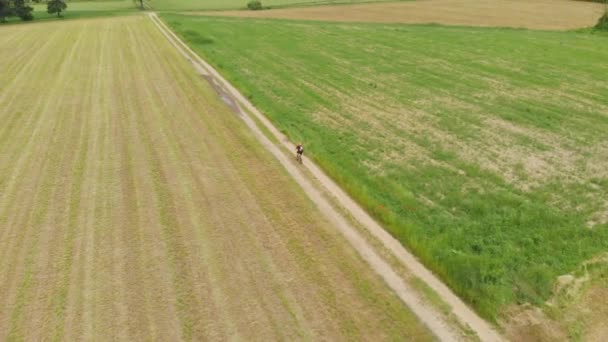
[198, 0, 606, 30]
[0, 16, 433, 340]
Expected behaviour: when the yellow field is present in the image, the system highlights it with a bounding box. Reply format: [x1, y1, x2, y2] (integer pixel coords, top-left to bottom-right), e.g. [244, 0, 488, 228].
[0, 16, 432, 340]
[199, 0, 605, 30]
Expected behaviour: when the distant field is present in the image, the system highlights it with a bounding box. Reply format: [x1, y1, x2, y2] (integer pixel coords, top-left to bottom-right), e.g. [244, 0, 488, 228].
[151, 0, 407, 11]
[163, 14, 608, 319]
[25, 1, 136, 21]
[198, 0, 606, 30]
[0, 16, 431, 340]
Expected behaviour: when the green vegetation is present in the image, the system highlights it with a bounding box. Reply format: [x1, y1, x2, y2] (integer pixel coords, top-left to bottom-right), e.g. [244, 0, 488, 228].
[151, 0, 408, 11]
[0, 0, 137, 24]
[247, 0, 263, 10]
[163, 14, 608, 320]
[543, 254, 608, 340]
[47, 0, 67, 17]
[0, 0, 33, 22]
[596, 12, 608, 30]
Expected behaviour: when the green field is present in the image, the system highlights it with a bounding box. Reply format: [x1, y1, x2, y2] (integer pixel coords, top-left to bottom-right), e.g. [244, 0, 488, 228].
[162, 14, 608, 319]
[151, 0, 406, 11]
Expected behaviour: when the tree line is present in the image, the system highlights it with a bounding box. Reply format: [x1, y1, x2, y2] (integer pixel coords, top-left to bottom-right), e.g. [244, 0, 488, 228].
[0, 0, 67, 22]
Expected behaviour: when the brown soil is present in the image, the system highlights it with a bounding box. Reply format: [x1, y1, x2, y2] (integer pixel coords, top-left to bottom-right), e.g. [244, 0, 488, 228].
[502, 305, 568, 342]
[504, 255, 608, 341]
[196, 0, 605, 30]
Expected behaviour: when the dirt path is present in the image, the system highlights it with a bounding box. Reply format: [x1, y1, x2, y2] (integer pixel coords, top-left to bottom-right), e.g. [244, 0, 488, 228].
[192, 0, 605, 30]
[150, 12, 502, 341]
[0, 16, 432, 341]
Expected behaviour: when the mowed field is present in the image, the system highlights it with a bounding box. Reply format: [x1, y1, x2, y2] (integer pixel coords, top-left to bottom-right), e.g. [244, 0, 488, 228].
[0, 16, 433, 340]
[164, 14, 608, 320]
[199, 0, 606, 30]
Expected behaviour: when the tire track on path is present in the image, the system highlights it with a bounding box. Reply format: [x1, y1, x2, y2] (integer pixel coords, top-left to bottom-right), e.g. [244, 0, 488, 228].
[150, 12, 503, 342]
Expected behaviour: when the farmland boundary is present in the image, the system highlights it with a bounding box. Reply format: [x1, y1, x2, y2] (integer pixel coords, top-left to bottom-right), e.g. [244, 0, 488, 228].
[148, 12, 502, 341]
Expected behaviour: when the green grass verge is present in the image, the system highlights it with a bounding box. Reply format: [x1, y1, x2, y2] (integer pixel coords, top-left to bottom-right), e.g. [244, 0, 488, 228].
[161, 14, 608, 320]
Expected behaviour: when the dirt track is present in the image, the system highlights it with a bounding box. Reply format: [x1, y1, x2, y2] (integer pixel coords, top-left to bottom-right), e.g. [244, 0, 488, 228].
[0, 16, 433, 340]
[197, 0, 605, 30]
[149, 12, 503, 342]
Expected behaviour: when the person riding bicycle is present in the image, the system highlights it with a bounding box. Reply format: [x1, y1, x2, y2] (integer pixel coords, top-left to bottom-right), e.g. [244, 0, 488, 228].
[296, 143, 304, 163]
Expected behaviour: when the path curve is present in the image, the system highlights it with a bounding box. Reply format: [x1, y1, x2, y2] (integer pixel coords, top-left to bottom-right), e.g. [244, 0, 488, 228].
[149, 12, 503, 342]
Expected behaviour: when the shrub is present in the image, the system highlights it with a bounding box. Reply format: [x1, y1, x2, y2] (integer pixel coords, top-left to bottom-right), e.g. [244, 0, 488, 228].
[47, 0, 67, 17]
[19, 11, 33, 20]
[247, 0, 262, 10]
[595, 12, 608, 31]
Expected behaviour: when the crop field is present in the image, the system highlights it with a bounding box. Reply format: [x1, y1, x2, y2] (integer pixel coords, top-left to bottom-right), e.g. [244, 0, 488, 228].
[163, 14, 608, 320]
[151, 0, 405, 11]
[0, 16, 432, 340]
[200, 0, 606, 30]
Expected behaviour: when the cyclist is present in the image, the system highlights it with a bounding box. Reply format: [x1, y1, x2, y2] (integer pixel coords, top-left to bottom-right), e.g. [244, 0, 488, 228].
[296, 143, 304, 163]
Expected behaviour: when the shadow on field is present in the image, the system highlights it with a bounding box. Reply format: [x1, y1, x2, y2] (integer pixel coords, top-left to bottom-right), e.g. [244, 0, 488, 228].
[183, 29, 214, 44]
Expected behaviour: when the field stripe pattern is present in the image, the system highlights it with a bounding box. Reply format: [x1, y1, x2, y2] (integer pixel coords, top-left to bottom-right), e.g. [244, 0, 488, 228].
[0, 16, 432, 340]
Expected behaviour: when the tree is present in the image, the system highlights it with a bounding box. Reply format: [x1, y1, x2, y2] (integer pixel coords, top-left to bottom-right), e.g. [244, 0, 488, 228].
[0, 0, 11, 22]
[0, 0, 34, 22]
[14, 0, 33, 20]
[47, 0, 66, 17]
